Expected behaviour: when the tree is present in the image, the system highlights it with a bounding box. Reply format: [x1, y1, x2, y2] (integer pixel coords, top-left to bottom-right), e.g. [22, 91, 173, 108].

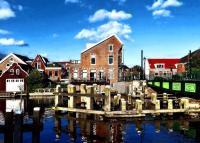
[130, 65, 144, 80]
[26, 69, 49, 92]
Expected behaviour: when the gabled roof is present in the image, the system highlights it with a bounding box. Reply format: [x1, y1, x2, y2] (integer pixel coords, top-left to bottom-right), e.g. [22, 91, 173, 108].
[180, 48, 200, 63]
[81, 34, 123, 54]
[148, 58, 180, 69]
[0, 53, 28, 65]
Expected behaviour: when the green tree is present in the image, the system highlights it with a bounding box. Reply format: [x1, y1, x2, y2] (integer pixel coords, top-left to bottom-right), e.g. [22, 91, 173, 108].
[26, 70, 49, 92]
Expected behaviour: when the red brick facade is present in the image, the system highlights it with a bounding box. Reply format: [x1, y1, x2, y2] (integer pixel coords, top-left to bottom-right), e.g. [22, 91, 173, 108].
[80, 35, 123, 83]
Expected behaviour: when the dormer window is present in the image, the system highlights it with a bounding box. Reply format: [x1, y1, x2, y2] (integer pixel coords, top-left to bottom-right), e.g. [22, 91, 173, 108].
[156, 64, 164, 69]
[108, 44, 113, 52]
[6, 63, 10, 68]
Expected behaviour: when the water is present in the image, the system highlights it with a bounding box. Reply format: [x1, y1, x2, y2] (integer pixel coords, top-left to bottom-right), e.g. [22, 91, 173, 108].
[0, 98, 199, 143]
[23, 114, 200, 143]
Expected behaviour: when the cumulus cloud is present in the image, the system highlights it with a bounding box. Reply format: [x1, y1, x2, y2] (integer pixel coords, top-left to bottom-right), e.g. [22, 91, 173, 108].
[147, 0, 183, 18]
[65, 0, 79, 4]
[0, 29, 10, 34]
[75, 21, 132, 41]
[153, 9, 171, 17]
[89, 9, 132, 23]
[0, 38, 28, 46]
[0, 0, 15, 20]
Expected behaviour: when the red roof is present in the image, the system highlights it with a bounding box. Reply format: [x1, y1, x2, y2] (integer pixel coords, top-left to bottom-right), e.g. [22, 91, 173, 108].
[148, 59, 180, 69]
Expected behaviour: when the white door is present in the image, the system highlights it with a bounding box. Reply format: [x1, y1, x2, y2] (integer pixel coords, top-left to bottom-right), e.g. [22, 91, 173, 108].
[6, 79, 24, 92]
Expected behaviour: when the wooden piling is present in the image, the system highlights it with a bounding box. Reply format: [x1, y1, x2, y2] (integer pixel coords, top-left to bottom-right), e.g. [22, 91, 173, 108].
[4, 109, 14, 143]
[13, 111, 23, 143]
[32, 107, 41, 143]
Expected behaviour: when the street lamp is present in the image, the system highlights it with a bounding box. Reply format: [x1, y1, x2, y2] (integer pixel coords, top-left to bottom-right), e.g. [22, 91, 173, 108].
[143, 57, 146, 80]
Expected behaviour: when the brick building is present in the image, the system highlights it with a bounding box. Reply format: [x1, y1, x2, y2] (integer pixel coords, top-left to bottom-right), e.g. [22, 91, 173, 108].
[80, 35, 123, 83]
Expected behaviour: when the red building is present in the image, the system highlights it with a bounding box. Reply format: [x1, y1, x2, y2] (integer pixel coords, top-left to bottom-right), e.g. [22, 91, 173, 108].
[147, 58, 180, 79]
[0, 63, 29, 92]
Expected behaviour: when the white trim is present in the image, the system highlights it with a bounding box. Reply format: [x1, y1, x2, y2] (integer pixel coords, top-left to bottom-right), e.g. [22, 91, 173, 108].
[81, 34, 123, 53]
[0, 53, 27, 65]
[0, 62, 29, 78]
[108, 55, 114, 65]
[31, 55, 47, 68]
[108, 44, 114, 52]
[45, 67, 61, 70]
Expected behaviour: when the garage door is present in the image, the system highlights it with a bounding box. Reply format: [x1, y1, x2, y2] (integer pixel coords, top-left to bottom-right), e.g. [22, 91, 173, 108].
[6, 79, 24, 92]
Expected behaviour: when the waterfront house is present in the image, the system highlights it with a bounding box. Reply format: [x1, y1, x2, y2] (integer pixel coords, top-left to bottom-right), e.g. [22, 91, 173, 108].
[0, 53, 31, 75]
[80, 35, 123, 83]
[0, 63, 31, 92]
[147, 58, 180, 80]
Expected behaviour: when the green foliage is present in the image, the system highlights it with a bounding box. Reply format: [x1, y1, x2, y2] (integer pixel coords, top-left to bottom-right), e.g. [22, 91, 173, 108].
[26, 70, 49, 92]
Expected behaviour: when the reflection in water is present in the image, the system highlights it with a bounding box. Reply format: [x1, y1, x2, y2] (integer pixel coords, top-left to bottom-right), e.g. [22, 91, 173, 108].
[53, 113, 199, 143]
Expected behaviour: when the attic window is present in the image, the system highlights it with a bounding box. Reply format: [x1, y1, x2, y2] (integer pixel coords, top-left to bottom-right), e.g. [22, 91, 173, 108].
[108, 44, 113, 52]
[91, 55, 96, 65]
[16, 69, 20, 75]
[10, 69, 14, 75]
[6, 63, 10, 67]
[10, 58, 13, 62]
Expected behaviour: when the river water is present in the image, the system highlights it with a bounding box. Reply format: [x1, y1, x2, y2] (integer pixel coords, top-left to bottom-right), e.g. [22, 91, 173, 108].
[0, 98, 199, 143]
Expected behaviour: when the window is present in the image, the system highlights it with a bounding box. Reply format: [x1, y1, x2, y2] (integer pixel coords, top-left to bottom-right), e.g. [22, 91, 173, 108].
[73, 69, 78, 79]
[38, 62, 41, 69]
[16, 79, 19, 82]
[16, 69, 20, 75]
[55, 71, 58, 77]
[6, 63, 10, 67]
[10, 58, 13, 63]
[108, 44, 113, 52]
[156, 64, 164, 69]
[10, 69, 14, 75]
[155, 73, 158, 76]
[49, 71, 52, 77]
[0, 70, 2, 75]
[20, 79, 24, 82]
[108, 55, 114, 65]
[91, 55, 96, 65]
[109, 69, 114, 79]
[82, 70, 87, 80]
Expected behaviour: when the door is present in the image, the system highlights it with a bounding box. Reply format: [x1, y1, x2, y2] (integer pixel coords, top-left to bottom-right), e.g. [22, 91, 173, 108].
[6, 79, 24, 92]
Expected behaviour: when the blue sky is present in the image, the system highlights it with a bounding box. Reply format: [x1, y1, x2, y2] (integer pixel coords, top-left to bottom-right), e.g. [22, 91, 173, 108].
[0, 0, 199, 67]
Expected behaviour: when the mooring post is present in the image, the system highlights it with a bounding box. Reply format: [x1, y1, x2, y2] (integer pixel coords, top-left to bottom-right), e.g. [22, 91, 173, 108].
[85, 85, 94, 110]
[103, 86, 111, 112]
[32, 107, 41, 143]
[68, 84, 76, 108]
[4, 109, 14, 143]
[121, 98, 126, 111]
[55, 85, 61, 107]
[13, 111, 23, 143]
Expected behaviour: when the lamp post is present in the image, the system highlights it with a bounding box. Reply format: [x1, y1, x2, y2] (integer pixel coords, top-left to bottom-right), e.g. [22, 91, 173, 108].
[143, 57, 146, 80]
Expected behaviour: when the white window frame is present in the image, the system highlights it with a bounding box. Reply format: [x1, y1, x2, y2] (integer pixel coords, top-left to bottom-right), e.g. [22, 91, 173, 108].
[155, 64, 164, 69]
[108, 44, 114, 52]
[16, 69, 20, 75]
[10, 69, 14, 75]
[108, 55, 114, 65]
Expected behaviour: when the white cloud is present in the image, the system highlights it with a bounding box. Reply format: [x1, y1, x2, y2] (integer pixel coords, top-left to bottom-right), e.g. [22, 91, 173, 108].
[0, 29, 10, 34]
[153, 9, 171, 17]
[0, 0, 15, 20]
[65, 0, 79, 4]
[147, 0, 183, 18]
[89, 9, 132, 22]
[75, 21, 132, 41]
[0, 38, 27, 46]
[162, 0, 183, 8]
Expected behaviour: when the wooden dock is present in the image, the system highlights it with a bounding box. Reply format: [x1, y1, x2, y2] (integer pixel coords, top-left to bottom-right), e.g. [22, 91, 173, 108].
[53, 107, 200, 118]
